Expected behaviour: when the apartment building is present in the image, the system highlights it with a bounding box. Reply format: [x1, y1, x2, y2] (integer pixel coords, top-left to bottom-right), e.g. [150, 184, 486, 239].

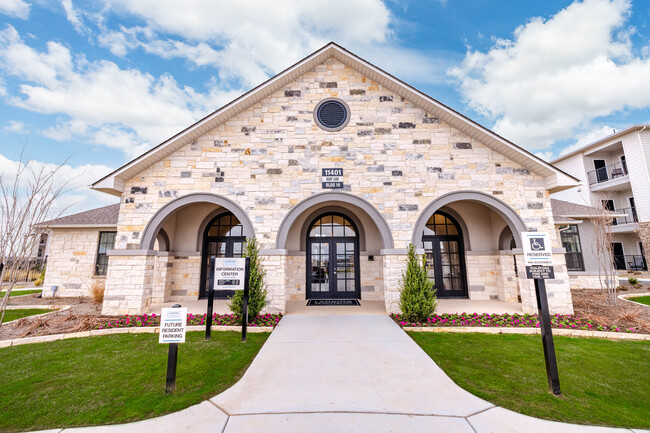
[552, 125, 650, 275]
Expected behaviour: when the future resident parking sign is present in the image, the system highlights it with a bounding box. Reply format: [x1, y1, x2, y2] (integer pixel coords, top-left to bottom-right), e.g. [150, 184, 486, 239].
[521, 231, 555, 279]
[159, 307, 187, 344]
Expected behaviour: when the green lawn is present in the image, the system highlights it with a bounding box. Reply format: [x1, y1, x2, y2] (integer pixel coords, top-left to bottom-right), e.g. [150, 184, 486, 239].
[630, 295, 650, 306]
[0, 289, 42, 298]
[2, 308, 51, 322]
[410, 332, 650, 429]
[0, 331, 269, 432]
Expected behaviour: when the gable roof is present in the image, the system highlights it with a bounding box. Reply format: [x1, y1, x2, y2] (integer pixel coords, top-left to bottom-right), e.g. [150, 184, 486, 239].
[42, 204, 119, 228]
[92, 42, 579, 196]
[551, 125, 649, 163]
[551, 198, 626, 223]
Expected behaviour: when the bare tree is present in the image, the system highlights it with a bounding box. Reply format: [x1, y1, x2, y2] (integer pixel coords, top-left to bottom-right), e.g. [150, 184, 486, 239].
[637, 222, 650, 270]
[0, 151, 68, 324]
[588, 193, 618, 304]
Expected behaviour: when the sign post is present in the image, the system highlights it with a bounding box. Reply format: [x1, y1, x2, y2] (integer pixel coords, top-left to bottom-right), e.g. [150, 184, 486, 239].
[159, 304, 187, 394]
[521, 231, 561, 396]
[205, 257, 216, 340]
[211, 257, 250, 342]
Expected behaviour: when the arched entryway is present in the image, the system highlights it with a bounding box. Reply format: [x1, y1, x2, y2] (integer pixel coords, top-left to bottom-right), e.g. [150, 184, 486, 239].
[422, 212, 468, 298]
[199, 212, 246, 299]
[306, 213, 360, 300]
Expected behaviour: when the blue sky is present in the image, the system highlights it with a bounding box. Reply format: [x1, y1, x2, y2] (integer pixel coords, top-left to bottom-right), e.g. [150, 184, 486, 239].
[0, 0, 648, 214]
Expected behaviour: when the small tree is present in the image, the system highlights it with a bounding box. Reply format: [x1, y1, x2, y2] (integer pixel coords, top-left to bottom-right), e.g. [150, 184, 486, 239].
[228, 237, 268, 323]
[637, 222, 650, 271]
[399, 244, 436, 322]
[589, 193, 618, 304]
[0, 151, 67, 324]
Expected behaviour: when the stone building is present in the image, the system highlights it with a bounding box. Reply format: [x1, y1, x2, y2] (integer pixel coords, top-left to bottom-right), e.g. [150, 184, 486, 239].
[44, 43, 580, 315]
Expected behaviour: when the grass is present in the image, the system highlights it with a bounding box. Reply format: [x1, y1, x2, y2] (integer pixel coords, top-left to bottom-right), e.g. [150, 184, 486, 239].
[2, 308, 51, 322]
[0, 289, 42, 298]
[409, 332, 650, 429]
[630, 295, 650, 306]
[0, 331, 269, 432]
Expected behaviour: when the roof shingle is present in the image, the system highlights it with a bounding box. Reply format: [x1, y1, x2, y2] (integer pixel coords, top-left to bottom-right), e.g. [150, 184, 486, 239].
[43, 203, 119, 227]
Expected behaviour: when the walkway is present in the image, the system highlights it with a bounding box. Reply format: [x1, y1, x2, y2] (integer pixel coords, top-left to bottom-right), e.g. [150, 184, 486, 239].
[39, 314, 645, 433]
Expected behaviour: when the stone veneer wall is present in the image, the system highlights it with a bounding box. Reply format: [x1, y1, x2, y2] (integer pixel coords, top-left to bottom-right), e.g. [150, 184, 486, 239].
[44, 228, 107, 297]
[101, 57, 572, 315]
[567, 274, 607, 290]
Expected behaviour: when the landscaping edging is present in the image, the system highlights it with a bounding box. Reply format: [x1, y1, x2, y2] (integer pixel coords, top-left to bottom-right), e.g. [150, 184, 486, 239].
[0, 325, 274, 348]
[1, 304, 71, 325]
[404, 326, 650, 340]
[618, 292, 650, 308]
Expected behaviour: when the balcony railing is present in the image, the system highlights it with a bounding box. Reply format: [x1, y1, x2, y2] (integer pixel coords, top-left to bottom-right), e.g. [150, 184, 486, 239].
[613, 255, 647, 271]
[587, 161, 628, 185]
[564, 252, 585, 271]
[612, 207, 638, 225]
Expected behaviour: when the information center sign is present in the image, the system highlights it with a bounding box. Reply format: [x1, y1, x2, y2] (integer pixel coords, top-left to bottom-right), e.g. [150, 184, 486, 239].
[159, 307, 187, 344]
[521, 231, 555, 279]
[322, 168, 343, 189]
[214, 257, 247, 290]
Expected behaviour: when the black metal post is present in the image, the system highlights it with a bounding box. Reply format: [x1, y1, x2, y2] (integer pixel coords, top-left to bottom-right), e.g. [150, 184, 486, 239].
[165, 303, 181, 394]
[206, 257, 216, 340]
[242, 257, 250, 342]
[535, 279, 562, 396]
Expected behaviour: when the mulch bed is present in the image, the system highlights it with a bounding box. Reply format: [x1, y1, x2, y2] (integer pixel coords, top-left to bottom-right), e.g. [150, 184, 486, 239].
[571, 286, 650, 334]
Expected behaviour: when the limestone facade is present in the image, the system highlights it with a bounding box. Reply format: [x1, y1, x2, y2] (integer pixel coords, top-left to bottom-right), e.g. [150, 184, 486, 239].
[70, 54, 575, 316]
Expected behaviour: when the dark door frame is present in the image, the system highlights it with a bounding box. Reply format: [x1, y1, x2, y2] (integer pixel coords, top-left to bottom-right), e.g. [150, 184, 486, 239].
[306, 212, 361, 300]
[198, 212, 245, 299]
[422, 212, 468, 298]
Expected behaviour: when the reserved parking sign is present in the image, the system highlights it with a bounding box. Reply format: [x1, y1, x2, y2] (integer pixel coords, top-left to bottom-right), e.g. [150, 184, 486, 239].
[159, 307, 187, 343]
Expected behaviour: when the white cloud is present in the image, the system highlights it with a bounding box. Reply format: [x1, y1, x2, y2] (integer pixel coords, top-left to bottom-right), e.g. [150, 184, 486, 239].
[0, 152, 117, 216]
[95, 0, 395, 88]
[448, 0, 650, 151]
[557, 125, 616, 158]
[0, 25, 242, 158]
[61, 0, 89, 35]
[4, 119, 26, 132]
[0, 0, 30, 19]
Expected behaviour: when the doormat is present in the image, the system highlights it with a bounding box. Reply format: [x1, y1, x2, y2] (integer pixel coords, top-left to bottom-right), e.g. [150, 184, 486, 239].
[307, 299, 360, 306]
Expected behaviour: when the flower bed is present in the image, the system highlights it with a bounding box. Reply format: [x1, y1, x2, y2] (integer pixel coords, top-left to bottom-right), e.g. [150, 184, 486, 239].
[391, 313, 636, 333]
[96, 313, 282, 330]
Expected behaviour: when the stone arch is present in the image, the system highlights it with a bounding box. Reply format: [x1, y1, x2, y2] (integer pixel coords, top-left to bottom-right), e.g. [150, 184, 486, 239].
[498, 226, 516, 251]
[412, 190, 527, 249]
[298, 205, 366, 250]
[140, 192, 254, 251]
[275, 191, 394, 250]
[155, 228, 170, 252]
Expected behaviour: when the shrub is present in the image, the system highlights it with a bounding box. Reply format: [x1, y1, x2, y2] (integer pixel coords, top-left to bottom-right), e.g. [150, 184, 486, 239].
[628, 277, 639, 285]
[88, 278, 105, 304]
[398, 244, 436, 322]
[228, 237, 268, 323]
[33, 278, 43, 287]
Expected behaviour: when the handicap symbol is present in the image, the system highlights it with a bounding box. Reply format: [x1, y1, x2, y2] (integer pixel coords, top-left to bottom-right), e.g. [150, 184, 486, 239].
[530, 238, 544, 251]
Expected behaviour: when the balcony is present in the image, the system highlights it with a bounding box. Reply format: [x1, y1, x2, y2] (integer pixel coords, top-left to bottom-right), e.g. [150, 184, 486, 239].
[587, 161, 630, 191]
[614, 255, 647, 271]
[610, 207, 638, 233]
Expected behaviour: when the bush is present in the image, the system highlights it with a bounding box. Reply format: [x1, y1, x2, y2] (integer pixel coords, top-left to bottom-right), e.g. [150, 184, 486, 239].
[88, 278, 105, 304]
[228, 237, 268, 323]
[33, 278, 43, 287]
[628, 277, 639, 285]
[399, 244, 436, 322]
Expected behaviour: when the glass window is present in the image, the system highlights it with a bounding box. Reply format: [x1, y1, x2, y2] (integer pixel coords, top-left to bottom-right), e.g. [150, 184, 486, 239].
[425, 212, 460, 236]
[308, 214, 356, 238]
[207, 213, 243, 237]
[95, 231, 116, 276]
[560, 225, 584, 272]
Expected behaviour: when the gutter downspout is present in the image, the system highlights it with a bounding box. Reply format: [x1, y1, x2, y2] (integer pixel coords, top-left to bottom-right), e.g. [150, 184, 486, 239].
[636, 126, 649, 222]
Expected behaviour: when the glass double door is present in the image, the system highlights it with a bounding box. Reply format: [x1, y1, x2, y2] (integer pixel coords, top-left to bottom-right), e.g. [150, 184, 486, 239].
[423, 235, 468, 298]
[199, 237, 244, 298]
[307, 238, 360, 299]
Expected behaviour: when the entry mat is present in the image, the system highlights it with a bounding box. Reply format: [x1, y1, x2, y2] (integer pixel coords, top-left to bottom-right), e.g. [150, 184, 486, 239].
[306, 299, 361, 306]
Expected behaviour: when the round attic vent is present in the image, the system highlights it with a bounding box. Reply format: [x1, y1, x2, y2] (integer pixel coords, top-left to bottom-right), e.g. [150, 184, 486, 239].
[314, 98, 350, 131]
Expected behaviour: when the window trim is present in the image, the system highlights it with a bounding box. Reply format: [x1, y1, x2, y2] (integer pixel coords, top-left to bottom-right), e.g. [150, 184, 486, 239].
[95, 231, 116, 276]
[559, 224, 585, 272]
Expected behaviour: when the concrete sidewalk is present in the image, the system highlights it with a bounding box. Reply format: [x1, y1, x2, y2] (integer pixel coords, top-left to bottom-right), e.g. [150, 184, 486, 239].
[36, 315, 647, 433]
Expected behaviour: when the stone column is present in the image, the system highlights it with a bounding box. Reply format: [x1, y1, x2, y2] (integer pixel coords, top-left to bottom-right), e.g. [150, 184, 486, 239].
[151, 253, 172, 304]
[382, 252, 407, 314]
[260, 251, 287, 314]
[102, 251, 156, 315]
[496, 251, 519, 302]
